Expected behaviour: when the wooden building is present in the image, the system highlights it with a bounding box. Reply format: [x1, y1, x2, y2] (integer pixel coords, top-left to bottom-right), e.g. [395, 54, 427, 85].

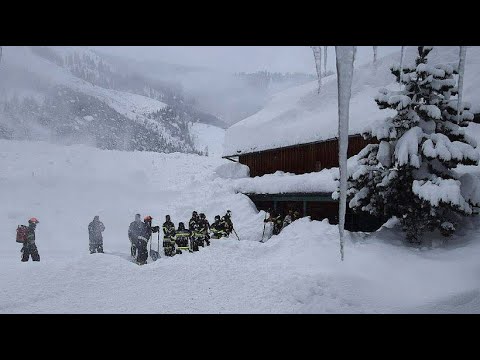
[231, 135, 373, 177]
[223, 134, 383, 232]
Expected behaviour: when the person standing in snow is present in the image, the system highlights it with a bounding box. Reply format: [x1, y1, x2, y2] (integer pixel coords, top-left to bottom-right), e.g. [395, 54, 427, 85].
[175, 222, 193, 253]
[223, 210, 233, 235]
[162, 215, 176, 256]
[189, 211, 199, 231]
[138, 215, 159, 264]
[88, 215, 105, 254]
[198, 213, 211, 246]
[128, 214, 144, 258]
[21, 218, 40, 262]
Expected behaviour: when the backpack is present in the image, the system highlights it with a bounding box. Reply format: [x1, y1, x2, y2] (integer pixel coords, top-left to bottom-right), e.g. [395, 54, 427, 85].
[16, 225, 28, 243]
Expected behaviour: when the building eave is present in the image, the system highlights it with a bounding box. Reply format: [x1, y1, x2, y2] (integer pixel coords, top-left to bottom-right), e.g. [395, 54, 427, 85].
[222, 133, 365, 158]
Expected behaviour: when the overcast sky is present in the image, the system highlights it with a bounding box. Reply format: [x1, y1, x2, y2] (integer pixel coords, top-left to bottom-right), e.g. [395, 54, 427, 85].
[93, 46, 400, 74]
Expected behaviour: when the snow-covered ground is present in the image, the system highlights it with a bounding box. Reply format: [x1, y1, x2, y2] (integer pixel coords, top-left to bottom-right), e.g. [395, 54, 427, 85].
[2, 139, 480, 313]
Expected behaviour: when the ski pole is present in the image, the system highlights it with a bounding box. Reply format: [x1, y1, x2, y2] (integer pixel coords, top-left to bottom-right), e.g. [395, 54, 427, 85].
[157, 231, 160, 258]
[232, 227, 240, 241]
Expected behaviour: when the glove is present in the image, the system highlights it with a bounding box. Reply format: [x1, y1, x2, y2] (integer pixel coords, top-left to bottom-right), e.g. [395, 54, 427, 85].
[152, 226, 160, 233]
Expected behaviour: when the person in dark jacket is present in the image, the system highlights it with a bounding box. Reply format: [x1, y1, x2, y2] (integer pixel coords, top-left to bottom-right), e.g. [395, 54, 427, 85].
[162, 215, 176, 256]
[198, 213, 211, 246]
[210, 215, 227, 239]
[137, 215, 159, 264]
[293, 210, 301, 221]
[282, 210, 293, 230]
[223, 210, 233, 235]
[21, 217, 40, 262]
[128, 214, 144, 258]
[88, 215, 105, 254]
[188, 211, 199, 232]
[265, 211, 283, 235]
[175, 222, 193, 252]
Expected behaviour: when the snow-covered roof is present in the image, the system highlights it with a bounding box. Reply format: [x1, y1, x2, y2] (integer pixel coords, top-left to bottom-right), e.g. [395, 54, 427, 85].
[223, 46, 480, 157]
[231, 156, 360, 195]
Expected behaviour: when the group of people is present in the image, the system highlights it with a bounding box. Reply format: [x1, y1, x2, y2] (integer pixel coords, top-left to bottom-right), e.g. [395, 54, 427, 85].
[17, 211, 236, 264]
[264, 208, 301, 237]
[127, 210, 235, 264]
[84, 210, 235, 265]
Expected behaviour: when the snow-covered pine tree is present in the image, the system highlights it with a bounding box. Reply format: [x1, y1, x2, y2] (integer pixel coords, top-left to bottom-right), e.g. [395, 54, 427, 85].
[347, 46, 480, 244]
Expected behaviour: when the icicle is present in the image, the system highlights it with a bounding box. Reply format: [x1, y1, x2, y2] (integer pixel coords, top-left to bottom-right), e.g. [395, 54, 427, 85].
[353, 47, 357, 62]
[457, 46, 467, 123]
[0, 46, 2, 66]
[311, 46, 322, 93]
[323, 46, 328, 76]
[335, 46, 355, 262]
[399, 46, 405, 89]
[373, 46, 378, 63]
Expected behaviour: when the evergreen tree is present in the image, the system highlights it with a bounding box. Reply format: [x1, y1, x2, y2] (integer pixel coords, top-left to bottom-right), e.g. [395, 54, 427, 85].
[347, 46, 480, 244]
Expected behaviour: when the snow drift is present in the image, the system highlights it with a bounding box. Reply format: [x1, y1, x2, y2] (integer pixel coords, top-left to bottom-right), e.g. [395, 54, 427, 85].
[2, 140, 480, 313]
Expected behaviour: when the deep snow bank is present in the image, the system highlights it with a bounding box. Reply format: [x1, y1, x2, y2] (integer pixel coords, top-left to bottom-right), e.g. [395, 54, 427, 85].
[2, 140, 480, 313]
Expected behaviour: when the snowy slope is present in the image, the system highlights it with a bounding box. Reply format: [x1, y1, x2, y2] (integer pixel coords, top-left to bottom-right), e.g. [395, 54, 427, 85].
[190, 122, 225, 157]
[224, 46, 480, 156]
[0, 46, 183, 143]
[2, 139, 480, 313]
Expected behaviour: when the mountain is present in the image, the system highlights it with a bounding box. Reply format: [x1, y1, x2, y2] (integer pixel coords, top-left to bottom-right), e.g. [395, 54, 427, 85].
[224, 46, 480, 156]
[0, 46, 226, 155]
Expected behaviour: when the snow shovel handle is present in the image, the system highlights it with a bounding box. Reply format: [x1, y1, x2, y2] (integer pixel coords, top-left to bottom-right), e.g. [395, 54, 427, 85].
[232, 227, 240, 241]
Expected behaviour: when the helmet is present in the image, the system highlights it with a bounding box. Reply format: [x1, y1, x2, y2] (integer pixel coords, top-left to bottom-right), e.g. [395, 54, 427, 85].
[227, 210, 232, 215]
[192, 211, 198, 217]
[144, 215, 153, 222]
[28, 217, 39, 224]
[215, 215, 220, 221]
[200, 213, 206, 219]
[178, 222, 185, 230]
[135, 214, 141, 221]
[166, 215, 171, 221]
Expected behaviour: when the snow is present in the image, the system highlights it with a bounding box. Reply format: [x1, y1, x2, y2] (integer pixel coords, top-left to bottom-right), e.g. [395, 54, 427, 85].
[412, 177, 472, 213]
[422, 133, 480, 164]
[394, 127, 423, 167]
[231, 156, 360, 195]
[459, 173, 480, 206]
[234, 170, 338, 195]
[215, 162, 250, 179]
[224, 46, 480, 157]
[3, 139, 480, 313]
[190, 122, 225, 157]
[376, 141, 392, 167]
